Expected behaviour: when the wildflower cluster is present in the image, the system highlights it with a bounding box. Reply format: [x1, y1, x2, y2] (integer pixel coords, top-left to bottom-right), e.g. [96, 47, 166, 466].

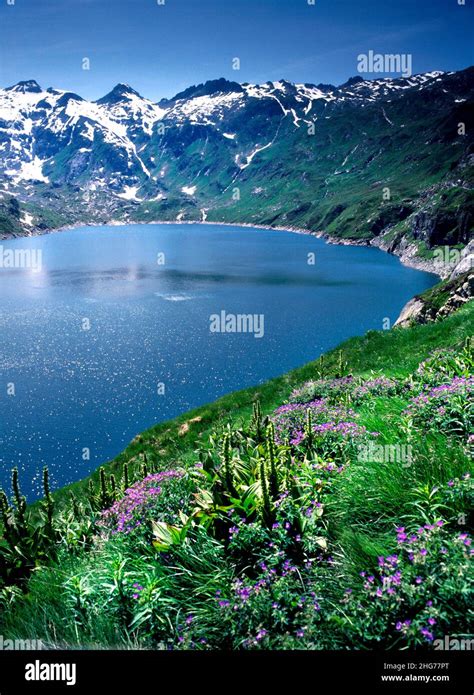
[289, 375, 400, 407]
[440, 473, 473, 526]
[289, 376, 355, 405]
[414, 343, 473, 388]
[214, 560, 325, 649]
[351, 376, 399, 404]
[342, 522, 473, 648]
[100, 470, 185, 534]
[273, 398, 371, 449]
[404, 377, 473, 438]
[272, 398, 377, 459]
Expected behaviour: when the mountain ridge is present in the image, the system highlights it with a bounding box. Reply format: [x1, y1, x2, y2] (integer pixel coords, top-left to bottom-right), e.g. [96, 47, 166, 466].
[0, 67, 473, 278]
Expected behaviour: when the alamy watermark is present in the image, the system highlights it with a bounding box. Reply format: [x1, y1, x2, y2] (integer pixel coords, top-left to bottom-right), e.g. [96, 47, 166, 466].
[25, 660, 76, 686]
[433, 246, 473, 272]
[358, 50, 413, 78]
[210, 311, 265, 339]
[0, 635, 44, 650]
[358, 442, 413, 467]
[433, 636, 474, 651]
[0, 245, 42, 272]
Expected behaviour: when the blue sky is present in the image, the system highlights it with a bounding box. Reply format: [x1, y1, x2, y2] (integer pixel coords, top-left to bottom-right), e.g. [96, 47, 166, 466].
[0, 0, 472, 100]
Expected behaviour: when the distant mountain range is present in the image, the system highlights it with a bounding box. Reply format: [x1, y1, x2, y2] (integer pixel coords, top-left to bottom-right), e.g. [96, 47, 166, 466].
[0, 67, 473, 274]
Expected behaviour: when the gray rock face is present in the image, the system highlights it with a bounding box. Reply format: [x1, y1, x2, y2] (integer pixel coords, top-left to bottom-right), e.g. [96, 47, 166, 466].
[395, 270, 473, 328]
[449, 240, 474, 279]
[394, 298, 426, 327]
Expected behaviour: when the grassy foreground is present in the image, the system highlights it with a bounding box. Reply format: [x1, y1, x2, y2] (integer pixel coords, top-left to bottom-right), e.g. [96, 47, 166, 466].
[0, 302, 472, 650]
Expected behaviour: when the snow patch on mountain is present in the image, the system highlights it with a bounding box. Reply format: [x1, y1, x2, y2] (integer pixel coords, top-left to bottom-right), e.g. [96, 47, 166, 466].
[117, 185, 142, 201]
[98, 88, 167, 136]
[182, 185, 197, 196]
[6, 156, 49, 183]
[167, 92, 244, 125]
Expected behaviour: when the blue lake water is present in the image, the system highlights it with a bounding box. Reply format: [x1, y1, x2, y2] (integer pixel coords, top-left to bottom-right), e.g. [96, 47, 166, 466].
[0, 223, 438, 499]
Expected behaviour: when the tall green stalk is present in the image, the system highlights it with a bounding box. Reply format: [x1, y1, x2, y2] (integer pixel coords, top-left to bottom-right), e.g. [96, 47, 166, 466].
[252, 400, 263, 441]
[110, 474, 117, 500]
[42, 466, 54, 530]
[123, 462, 130, 491]
[259, 456, 271, 521]
[11, 468, 27, 535]
[222, 433, 234, 495]
[265, 423, 279, 498]
[0, 489, 13, 544]
[99, 467, 109, 509]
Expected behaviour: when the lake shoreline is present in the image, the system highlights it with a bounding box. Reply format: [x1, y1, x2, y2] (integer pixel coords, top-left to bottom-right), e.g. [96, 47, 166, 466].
[4, 217, 443, 279]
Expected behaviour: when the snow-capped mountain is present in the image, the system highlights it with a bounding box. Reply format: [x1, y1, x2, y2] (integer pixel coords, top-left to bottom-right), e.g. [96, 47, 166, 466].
[0, 80, 162, 191]
[0, 67, 473, 260]
[0, 70, 464, 192]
